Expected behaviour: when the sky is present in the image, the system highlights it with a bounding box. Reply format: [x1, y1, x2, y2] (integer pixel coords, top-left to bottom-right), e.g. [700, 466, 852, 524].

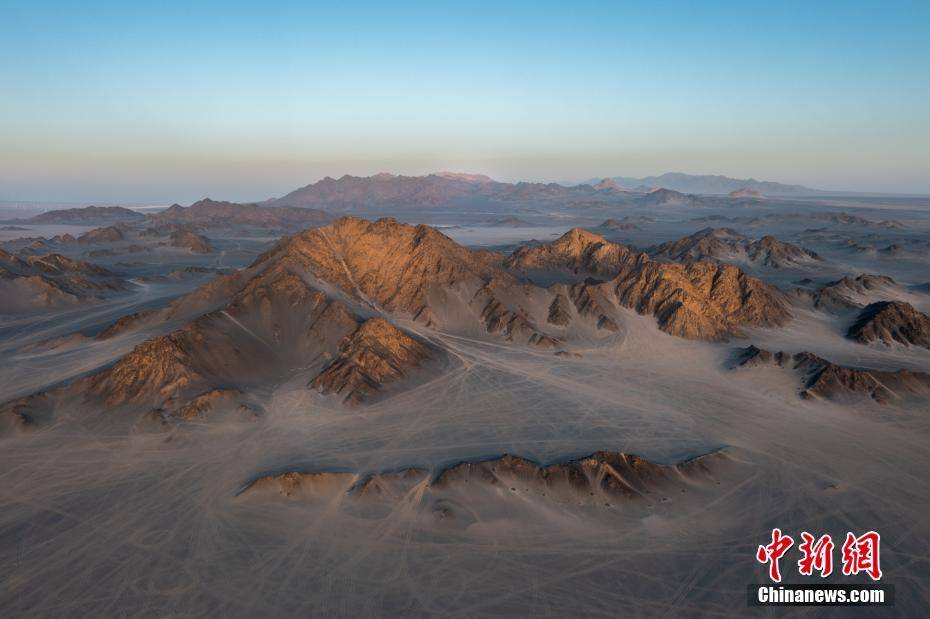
[1, 0, 929, 203]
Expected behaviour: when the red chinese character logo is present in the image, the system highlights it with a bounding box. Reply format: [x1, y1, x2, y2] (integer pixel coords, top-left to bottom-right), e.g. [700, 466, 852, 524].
[756, 528, 795, 582]
[841, 531, 882, 581]
[798, 532, 834, 577]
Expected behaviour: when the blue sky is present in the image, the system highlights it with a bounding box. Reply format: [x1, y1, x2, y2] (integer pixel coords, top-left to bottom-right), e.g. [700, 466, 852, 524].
[1, 0, 929, 202]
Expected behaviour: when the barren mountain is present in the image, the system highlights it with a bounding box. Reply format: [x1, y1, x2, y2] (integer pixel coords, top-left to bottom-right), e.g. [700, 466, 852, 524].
[1, 217, 797, 432]
[847, 301, 930, 348]
[432, 450, 724, 500]
[728, 188, 764, 198]
[650, 228, 822, 268]
[1, 259, 442, 432]
[599, 172, 818, 196]
[595, 218, 639, 231]
[507, 227, 638, 278]
[170, 229, 214, 253]
[77, 224, 129, 244]
[637, 188, 704, 207]
[807, 274, 900, 311]
[735, 345, 930, 403]
[0, 248, 124, 312]
[22, 205, 145, 225]
[592, 178, 623, 191]
[266, 216, 507, 316]
[267, 173, 607, 210]
[148, 198, 331, 229]
[507, 228, 789, 340]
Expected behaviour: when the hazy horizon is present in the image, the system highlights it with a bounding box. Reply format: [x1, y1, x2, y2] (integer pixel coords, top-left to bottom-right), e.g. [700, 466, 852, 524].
[2, 0, 929, 203]
[5, 169, 930, 209]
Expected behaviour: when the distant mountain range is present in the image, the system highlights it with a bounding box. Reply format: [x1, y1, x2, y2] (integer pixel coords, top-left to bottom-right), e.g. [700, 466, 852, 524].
[266, 172, 599, 210]
[20, 205, 145, 225]
[266, 171, 824, 210]
[589, 173, 821, 196]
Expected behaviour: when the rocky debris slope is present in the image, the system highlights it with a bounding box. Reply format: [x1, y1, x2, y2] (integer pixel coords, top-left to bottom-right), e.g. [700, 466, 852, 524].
[431, 451, 721, 499]
[734, 345, 930, 404]
[650, 228, 822, 268]
[847, 301, 930, 348]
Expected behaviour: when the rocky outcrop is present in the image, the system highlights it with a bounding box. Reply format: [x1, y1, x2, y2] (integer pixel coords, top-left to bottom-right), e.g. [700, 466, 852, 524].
[85, 336, 200, 407]
[472, 281, 559, 347]
[170, 229, 214, 253]
[569, 281, 619, 331]
[615, 260, 787, 339]
[847, 301, 930, 348]
[238, 471, 356, 499]
[172, 388, 253, 420]
[78, 224, 129, 244]
[432, 450, 720, 499]
[734, 345, 930, 403]
[237, 449, 728, 506]
[547, 293, 573, 326]
[347, 468, 428, 500]
[311, 318, 432, 405]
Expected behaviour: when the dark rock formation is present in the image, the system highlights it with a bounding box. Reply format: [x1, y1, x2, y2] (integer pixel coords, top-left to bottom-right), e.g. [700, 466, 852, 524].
[847, 301, 930, 348]
[734, 345, 930, 403]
